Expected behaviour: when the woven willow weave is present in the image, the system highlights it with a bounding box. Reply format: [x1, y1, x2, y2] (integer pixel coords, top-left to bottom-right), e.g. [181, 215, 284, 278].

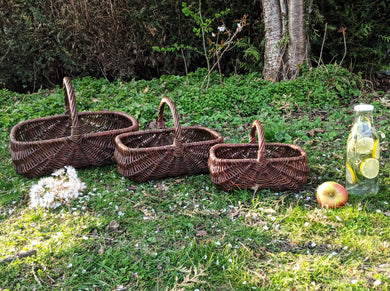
[9, 77, 139, 178]
[208, 120, 309, 191]
[115, 97, 223, 182]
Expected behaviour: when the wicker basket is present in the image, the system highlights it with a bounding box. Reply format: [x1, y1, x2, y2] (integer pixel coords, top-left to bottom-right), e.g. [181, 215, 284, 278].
[9, 77, 139, 178]
[114, 97, 223, 182]
[208, 120, 309, 191]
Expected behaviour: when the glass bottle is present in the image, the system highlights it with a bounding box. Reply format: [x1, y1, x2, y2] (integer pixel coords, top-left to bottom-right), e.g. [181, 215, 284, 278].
[346, 104, 380, 195]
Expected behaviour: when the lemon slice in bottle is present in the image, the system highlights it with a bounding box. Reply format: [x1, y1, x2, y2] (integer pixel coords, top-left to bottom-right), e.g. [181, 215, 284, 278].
[346, 137, 355, 152]
[360, 158, 379, 179]
[356, 137, 374, 154]
[346, 163, 356, 184]
[372, 139, 380, 159]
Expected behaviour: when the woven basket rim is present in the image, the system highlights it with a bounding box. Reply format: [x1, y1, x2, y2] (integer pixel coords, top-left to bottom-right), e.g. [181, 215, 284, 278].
[115, 125, 223, 153]
[209, 142, 307, 164]
[10, 110, 138, 146]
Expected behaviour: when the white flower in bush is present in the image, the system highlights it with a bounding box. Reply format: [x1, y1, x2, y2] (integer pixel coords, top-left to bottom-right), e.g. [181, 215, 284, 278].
[29, 166, 86, 209]
[218, 25, 226, 32]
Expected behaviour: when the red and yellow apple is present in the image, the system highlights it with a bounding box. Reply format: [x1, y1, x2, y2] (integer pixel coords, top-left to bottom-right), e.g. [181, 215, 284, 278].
[316, 181, 348, 209]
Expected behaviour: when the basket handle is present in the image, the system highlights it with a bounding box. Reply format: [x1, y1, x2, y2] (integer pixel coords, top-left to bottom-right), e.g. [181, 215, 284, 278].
[63, 77, 80, 135]
[157, 97, 183, 154]
[248, 120, 266, 162]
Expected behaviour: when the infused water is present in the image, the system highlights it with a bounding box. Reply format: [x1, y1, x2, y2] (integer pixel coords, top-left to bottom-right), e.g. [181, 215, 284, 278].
[346, 104, 380, 195]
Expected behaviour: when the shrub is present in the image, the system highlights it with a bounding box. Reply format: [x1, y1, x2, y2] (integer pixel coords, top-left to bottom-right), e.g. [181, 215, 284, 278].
[0, 0, 387, 92]
[310, 0, 390, 77]
[0, 0, 262, 92]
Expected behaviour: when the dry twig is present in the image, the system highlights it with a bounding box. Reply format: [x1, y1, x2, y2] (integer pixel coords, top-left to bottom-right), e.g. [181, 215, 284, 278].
[0, 249, 37, 264]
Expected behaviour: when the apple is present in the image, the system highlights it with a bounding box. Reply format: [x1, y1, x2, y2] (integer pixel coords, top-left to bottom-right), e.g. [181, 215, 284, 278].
[316, 181, 348, 209]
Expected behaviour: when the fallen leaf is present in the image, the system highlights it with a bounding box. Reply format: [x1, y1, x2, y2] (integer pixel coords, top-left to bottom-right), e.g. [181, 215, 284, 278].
[148, 119, 157, 129]
[307, 129, 315, 137]
[127, 185, 137, 191]
[196, 230, 208, 237]
[106, 220, 119, 232]
[226, 208, 239, 217]
[307, 129, 326, 137]
[98, 246, 104, 255]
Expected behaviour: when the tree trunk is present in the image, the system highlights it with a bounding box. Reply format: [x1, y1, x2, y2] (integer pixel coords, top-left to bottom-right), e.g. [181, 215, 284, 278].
[287, 0, 309, 78]
[262, 0, 283, 82]
[262, 0, 309, 82]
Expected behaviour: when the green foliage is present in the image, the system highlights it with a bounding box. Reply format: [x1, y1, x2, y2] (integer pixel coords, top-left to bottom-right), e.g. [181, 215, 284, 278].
[237, 39, 263, 72]
[0, 0, 76, 92]
[179, 1, 249, 89]
[1, 67, 390, 290]
[0, 0, 263, 93]
[182, 2, 230, 37]
[152, 43, 197, 54]
[297, 64, 363, 107]
[1, 0, 387, 92]
[311, 0, 390, 76]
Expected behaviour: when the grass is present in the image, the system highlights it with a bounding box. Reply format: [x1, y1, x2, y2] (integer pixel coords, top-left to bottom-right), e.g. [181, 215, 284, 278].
[0, 66, 389, 290]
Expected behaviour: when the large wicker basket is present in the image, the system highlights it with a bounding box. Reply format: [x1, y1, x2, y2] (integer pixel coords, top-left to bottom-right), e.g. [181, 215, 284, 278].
[208, 120, 309, 191]
[114, 97, 223, 182]
[9, 77, 139, 178]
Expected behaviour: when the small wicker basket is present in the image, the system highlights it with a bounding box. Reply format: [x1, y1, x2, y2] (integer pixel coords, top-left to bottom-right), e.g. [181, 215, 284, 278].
[9, 77, 139, 178]
[114, 97, 223, 182]
[208, 120, 309, 191]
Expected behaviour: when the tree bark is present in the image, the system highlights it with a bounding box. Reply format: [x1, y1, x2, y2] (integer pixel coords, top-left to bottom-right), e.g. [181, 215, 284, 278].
[287, 0, 308, 78]
[262, 0, 309, 82]
[262, 0, 283, 82]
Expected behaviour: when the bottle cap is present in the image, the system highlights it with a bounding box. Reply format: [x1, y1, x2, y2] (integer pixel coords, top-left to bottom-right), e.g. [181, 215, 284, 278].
[354, 104, 374, 112]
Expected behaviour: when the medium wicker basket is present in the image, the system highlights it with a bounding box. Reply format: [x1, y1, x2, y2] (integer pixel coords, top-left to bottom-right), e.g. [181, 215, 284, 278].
[114, 97, 223, 182]
[9, 77, 139, 178]
[208, 120, 309, 191]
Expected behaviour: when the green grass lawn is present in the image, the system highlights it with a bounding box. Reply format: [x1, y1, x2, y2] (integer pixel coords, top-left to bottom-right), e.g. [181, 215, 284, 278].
[0, 66, 389, 290]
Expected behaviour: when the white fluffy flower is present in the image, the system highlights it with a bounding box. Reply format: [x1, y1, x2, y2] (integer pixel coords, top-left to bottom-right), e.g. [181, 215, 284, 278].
[29, 166, 86, 209]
